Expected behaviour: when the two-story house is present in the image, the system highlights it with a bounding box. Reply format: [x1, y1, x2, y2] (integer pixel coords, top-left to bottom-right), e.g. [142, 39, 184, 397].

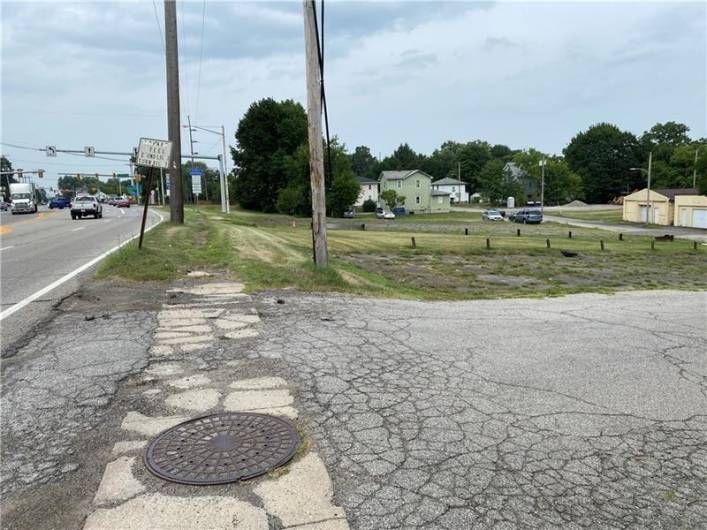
[354, 176, 378, 207]
[431, 177, 469, 203]
[379, 170, 450, 214]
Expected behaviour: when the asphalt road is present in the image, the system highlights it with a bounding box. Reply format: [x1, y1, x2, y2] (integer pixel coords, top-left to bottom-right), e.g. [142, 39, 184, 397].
[0, 204, 161, 354]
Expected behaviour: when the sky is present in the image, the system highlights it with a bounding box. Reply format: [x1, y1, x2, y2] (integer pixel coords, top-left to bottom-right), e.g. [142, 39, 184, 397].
[1, 0, 705, 191]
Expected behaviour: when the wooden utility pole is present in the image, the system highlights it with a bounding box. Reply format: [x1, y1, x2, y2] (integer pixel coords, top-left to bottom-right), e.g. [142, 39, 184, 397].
[164, 0, 184, 224]
[303, 0, 328, 267]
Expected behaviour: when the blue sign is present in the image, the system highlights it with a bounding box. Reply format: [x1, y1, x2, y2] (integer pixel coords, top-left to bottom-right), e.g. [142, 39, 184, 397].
[190, 168, 203, 177]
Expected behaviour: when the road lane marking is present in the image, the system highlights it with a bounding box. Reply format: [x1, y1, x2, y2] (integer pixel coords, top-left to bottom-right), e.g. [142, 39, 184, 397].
[0, 209, 164, 321]
[0, 245, 14, 251]
[71, 226, 86, 232]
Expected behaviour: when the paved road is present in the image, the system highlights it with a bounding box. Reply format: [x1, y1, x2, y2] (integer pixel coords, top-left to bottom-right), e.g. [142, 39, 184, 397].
[1, 282, 705, 529]
[256, 290, 707, 529]
[0, 204, 161, 354]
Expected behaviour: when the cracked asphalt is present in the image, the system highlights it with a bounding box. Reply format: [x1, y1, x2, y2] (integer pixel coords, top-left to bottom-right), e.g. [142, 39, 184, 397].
[1, 284, 705, 529]
[254, 290, 707, 529]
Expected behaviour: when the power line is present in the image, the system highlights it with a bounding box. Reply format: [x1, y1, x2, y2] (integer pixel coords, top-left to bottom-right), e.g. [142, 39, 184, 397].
[0, 141, 44, 152]
[194, 0, 207, 124]
[152, 0, 165, 53]
[311, 0, 333, 186]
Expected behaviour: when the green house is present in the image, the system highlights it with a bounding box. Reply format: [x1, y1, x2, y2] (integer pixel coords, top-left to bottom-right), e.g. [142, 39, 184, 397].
[379, 170, 450, 214]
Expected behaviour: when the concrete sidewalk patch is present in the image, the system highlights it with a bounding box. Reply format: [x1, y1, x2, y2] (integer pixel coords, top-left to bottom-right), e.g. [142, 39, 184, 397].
[93, 456, 145, 506]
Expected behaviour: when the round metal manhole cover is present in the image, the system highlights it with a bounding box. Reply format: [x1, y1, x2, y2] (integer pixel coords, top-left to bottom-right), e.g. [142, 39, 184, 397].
[144, 412, 300, 485]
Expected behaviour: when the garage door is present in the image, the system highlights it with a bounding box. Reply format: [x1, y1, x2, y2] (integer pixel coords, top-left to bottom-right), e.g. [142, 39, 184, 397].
[692, 209, 707, 229]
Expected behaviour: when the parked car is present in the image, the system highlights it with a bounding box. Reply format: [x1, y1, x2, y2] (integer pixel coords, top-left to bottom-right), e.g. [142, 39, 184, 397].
[71, 195, 103, 219]
[375, 207, 395, 219]
[343, 210, 355, 218]
[0, 201, 10, 211]
[481, 209, 504, 221]
[510, 208, 543, 224]
[49, 196, 72, 209]
[115, 198, 131, 208]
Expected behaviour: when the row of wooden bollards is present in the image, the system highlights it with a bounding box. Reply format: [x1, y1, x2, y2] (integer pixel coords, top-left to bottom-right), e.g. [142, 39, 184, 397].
[407, 236, 700, 251]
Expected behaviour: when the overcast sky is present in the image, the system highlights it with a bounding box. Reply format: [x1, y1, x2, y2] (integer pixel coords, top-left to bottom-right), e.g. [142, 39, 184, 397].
[1, 1, 705, 190]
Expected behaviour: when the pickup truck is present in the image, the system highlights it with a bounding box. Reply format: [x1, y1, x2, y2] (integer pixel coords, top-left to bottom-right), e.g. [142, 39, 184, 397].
[71, 196, 103, 219]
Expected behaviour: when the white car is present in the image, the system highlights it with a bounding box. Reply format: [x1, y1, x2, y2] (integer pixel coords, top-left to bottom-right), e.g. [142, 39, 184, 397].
[376, 208, 395, 220]
[71, 195, 103, 219]
[481, 209, 504, 221]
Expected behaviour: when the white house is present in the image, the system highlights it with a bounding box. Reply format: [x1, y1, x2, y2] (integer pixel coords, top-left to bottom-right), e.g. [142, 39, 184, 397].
[431, 177, 469, 203]
[354, 176, 378, 207]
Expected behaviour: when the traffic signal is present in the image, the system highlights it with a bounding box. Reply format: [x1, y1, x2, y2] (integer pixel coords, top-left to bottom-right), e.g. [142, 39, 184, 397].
[76, 173, 81, 180]
[95, 173, 99, 178]
[38, 169, 44, 178]
[17, 169, 23, 178]
[112, 172, 116, 178]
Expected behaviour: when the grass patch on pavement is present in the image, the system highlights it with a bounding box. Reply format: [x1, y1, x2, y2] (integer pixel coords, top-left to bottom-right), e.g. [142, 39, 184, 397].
[551, 209, 624, 223]
[97, 206, 707, 300]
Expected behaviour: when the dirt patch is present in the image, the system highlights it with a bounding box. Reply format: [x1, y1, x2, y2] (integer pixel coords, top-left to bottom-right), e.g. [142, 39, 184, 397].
[56, 280, 168, 314]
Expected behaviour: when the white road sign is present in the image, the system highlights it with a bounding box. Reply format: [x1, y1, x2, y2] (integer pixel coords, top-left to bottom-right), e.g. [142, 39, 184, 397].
[85, 146, 95, 157]
[46, 146, 57, 157]
[136, 138, 173, 169]
[191, 174, 202, 195]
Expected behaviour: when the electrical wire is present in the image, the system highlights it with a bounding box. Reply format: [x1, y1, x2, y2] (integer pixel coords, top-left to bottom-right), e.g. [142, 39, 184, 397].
[311, 0, 333, 187]
[194, 0, 207, 124]
[0, 142, 44, 152]
[152, 0, 165, 53]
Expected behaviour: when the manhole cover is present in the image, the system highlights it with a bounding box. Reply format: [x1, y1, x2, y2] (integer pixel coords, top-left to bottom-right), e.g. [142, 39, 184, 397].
[144, 412, 300, 485]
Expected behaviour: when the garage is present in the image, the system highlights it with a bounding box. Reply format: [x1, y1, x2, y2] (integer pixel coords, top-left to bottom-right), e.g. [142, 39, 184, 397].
[693, 209, 707, 229]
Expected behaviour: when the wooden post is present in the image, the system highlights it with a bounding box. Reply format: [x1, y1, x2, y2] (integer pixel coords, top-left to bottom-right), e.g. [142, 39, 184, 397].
[303, 0, 328, 267]
[486, 238, 491, 249]
[694, 241, 698, 251]
[619, 233, 623, 241]
[411, 237, 416, 249]
[651, 240, 655, 250]
[600, 240, 605, 251]
[546, 239, 550, 249]
[517, 228, 521, 237]
[568, 230, 572, 239]
[464, 227, 468, 236]
[361, 223, 366, 231]
[138, 167, 154, 249]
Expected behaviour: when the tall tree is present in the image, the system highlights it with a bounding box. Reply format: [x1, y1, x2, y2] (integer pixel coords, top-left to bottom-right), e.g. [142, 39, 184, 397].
[564, 123, 641, 203]
[478, 159, 523, 205]
[380, 143, 426, 171]
[642, 121, 691, 147]
[350, 146, 378, 179]
[232, 98, 308, 212]
[1, 155, 15, 197]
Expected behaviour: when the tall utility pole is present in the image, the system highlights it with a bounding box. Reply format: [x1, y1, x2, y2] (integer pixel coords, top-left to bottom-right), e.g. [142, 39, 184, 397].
[164, 0, 184, 224]
[693, 148, 699, 188]
[221, 125, 230, 213]
[540, 158, 545, 214]
[187, 115, 197, 203]
[303, 0, 328, 267]
[646, 151, 653, 223]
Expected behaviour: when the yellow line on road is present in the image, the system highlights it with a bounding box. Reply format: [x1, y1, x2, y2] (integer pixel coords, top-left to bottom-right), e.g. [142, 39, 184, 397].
[0, 211, 57, 235]
[0, 225, 11, 235]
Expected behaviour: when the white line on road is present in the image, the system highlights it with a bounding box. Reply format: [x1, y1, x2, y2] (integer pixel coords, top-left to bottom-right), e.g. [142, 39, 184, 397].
[71, 226, 86, 232]
[0, 209, 165, 321]
[0, 246, 14, 252]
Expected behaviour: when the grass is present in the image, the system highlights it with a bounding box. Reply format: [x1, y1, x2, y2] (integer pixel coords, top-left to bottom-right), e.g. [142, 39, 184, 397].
[97, 206, 707, 300]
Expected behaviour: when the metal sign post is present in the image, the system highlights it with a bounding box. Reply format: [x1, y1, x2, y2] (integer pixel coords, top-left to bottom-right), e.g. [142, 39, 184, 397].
[136, 137, 172, 249]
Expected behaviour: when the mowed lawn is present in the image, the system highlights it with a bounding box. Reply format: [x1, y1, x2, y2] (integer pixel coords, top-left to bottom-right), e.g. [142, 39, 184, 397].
[98, 206, 707, 300]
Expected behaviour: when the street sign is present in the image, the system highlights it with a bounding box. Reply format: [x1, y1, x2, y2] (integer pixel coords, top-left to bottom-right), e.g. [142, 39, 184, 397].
[117, 173, 129, 178]
[190, 168, 203, 177]
[136, 137, 173, 169]
[191, 175, 202, 195]
[46, 146, 57, 157]
[85, 146, 95, 157]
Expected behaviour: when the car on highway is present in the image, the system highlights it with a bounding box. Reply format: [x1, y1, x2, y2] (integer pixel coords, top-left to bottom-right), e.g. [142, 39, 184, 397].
[71, 195, 103, 219]
[49, 196, 72, 209]
[510, 208, 543, 224]
[481, 209, 504, 221]
[114, 198, 131, 208]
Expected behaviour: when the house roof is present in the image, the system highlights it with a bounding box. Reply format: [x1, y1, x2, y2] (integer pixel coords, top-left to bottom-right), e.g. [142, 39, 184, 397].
[504, 162, 525, 178]
[653, 188, 699, 201]
[431, 177, 465, 187]
[431, 190, 451, 196]
[356, 175, 377, 184]
[379, 169, 432, 181]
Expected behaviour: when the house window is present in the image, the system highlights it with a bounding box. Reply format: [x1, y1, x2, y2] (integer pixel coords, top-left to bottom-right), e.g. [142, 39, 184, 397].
[416, 196, 420, 204]
[416, 180, 420, 188]
[397, 181, 402, 189]
[452, 186, 456, 192]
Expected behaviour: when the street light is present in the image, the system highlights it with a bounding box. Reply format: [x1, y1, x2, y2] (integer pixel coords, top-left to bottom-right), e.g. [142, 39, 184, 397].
[630, 151, 653, 223]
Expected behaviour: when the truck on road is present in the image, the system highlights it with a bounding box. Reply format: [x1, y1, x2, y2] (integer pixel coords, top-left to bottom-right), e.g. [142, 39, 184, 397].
[9, 182, 38, 214]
